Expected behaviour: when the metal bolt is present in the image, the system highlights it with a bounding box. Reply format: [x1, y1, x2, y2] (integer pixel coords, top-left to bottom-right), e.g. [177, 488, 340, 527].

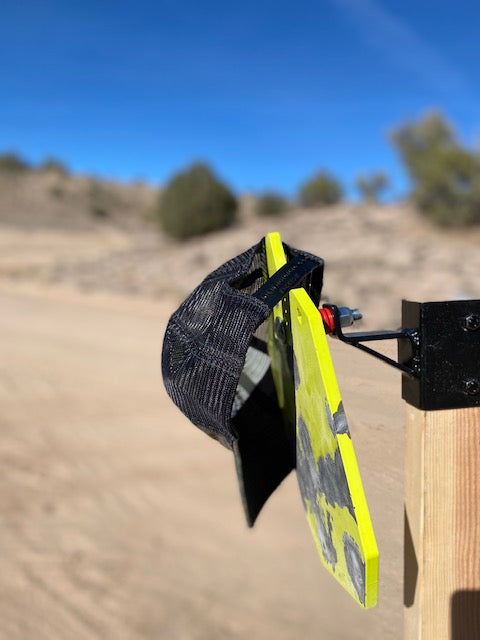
[338, 307, 363, 328]
[465, 314, 480, 331]
[351, 308, 363, 322]
[464, 378, 480, 396]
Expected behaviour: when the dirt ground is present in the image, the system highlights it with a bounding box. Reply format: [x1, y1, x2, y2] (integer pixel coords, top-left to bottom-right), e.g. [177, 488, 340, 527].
[0, 280, 404, 640]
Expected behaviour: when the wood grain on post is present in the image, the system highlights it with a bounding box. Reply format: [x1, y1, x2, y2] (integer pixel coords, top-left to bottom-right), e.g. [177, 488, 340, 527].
[404, 405, 480, 640]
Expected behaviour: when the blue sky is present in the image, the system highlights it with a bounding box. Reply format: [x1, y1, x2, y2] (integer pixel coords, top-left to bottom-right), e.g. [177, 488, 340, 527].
[1, 1, 479, 198]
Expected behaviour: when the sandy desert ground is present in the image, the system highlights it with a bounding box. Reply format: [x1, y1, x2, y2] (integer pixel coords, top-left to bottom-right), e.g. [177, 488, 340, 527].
[1, 188, 479, 639]
[0, 281, 404, 640]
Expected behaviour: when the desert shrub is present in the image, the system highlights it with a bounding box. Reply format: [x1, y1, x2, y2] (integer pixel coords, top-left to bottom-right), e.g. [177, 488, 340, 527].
[298, 170, 342, 207]
[255, 192, 289, 216]
[90, 205, 109, 218]
[39, 157, 69, 176]
[88, 179, 111, 219]
[49, 184, 65, 198]
[157, 162, 237, 239]
[0, 151, 30, 172]
[391, 111, 480, 225]
[356, 172, 390, 203]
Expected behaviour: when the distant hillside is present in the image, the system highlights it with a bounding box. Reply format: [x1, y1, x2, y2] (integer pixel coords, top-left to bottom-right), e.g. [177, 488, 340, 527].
[0, 164, 157, 230]
[1, 192, 479, 331]
[1, 153, 480, 331]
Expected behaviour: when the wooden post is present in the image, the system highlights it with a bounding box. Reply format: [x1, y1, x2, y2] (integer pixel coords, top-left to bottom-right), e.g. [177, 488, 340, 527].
[404, 405, 480, 639]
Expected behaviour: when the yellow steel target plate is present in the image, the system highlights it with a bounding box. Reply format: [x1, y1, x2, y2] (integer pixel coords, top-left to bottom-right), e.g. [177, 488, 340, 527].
[265, 232, 378, 608]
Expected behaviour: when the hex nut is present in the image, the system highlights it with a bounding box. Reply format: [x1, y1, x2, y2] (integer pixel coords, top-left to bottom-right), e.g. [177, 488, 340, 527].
[464, 378, 480, 396]
[465, 314, 480, 331]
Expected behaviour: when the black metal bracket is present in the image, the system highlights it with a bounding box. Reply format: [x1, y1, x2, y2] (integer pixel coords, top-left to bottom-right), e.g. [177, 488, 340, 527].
[325, 300, 480, 411]
[399, 299, 480, 410]
[324, 304, 420, 377]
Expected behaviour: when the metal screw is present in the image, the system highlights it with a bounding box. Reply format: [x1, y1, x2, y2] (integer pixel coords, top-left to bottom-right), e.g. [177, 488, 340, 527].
[465, 314, 480, 331]
[464, 378, 480, 396]
[351, 308, 363, 322]
[338, 307, 363, 328]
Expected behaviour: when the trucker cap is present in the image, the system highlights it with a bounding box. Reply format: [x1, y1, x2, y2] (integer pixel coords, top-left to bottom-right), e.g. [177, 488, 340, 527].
[162, 236, 324, 525]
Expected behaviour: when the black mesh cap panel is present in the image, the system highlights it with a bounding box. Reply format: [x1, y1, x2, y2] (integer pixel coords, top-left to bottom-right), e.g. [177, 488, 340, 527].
[162, 237, 324, 524]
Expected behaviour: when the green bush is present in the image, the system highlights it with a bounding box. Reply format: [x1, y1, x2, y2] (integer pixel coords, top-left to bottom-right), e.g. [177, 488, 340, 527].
[39, 157, 69, 176]
[49, 184, 65, 199]
[298, 170, 342, 207]
[87, 179, 111, 219]
[158, 162, 237, 239]
[391, 111, 480, 226]
[355, 172, 390, 203]
[0, 151, 30, 172]
[255, 192, 289, 216]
